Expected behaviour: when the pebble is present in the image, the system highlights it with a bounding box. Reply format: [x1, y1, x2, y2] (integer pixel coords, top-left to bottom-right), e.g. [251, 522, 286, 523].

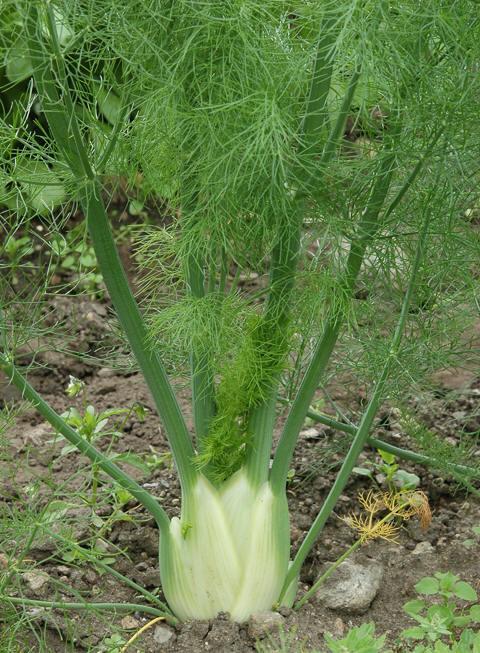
[411, 541, 435, 555]
[120, 615, 140, 629]
[301, 427, 321, 439]
[98, 367, 115, 378]
[154, 624, 175, 644]
[83, 569, 98, 584]
[247, 611, 284, 639]
[97, 383, 117, 395]
[315, 559, 383, 614]
[24, 423, 50, 448]
[22, 570, 51, 595]
[332, 617, 345, 637]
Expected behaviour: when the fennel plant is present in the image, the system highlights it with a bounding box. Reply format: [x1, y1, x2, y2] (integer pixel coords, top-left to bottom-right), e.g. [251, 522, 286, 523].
[1, 0, 479, 623]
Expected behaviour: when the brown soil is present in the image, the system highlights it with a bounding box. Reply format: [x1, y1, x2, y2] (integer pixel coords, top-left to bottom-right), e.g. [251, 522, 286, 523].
[1, 295, 479, 653]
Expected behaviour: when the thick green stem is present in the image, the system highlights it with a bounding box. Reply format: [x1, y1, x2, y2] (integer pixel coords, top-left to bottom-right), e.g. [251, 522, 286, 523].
[186, 250, 216, 447]
[245, 10, 341, 486]
[0, 357, 169, 534]
[319, 65, 361, 167]
[245, 394, 277, 486]
[279, 208, 432, 601]
[299, 9, 340, 157]
[270, 122, 445, 494]
[42, 526, 171, 614]
[271, 144, 398, 494]
[245, 222, 301, 486]
[26, 4, 196, 492]
[82, 187, 196, 490]
[2, 596, 175, 622]
[299, 406, 480, 479]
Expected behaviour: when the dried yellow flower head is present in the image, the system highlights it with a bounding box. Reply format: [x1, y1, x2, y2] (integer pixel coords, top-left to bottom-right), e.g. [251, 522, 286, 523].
[342, 489, 431, 543]
[407, 491, 432, 530]
[342, 512, 400, 543]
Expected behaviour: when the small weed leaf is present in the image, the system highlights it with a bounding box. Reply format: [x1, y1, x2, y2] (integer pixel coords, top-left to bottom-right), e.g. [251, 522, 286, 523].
[393, 469, 420, 489]
[324, 623, 387, 653]
[404, 626, 430, 640]
[436, 572, 459, 594]
[404, 599, 427, 616]
[454, 582, 478, 602]
[469, 605, 480, 623]
[416, 577, 440, 595]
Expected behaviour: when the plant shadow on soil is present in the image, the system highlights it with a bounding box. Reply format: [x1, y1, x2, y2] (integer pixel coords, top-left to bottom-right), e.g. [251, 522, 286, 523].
[1, 294, 479, 652]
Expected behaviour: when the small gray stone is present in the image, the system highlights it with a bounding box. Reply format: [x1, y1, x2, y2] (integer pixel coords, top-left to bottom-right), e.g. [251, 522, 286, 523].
[412, 541, 435, 555]
[301, 427, 321, 439]
[315, 559, 383, 614]
[332, 617, 345, 637]
[22, 570, 51, 596]
[98, 367, 115, 378]
[247, 611, 284, 639]
[120, 615, 140, 630]
[153, 624, 174, 644]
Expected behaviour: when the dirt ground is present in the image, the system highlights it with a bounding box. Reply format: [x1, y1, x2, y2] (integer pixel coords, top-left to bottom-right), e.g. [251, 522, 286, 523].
[1, 293, 479, 653]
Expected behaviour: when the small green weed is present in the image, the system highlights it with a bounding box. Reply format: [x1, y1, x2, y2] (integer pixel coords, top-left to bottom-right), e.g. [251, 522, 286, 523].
[354, 449, 420, 493]
[50, 226, 104, 298]
[462, 526, 480, 550]
[402, 572, 480, 647]
[325, 623, 389, 653]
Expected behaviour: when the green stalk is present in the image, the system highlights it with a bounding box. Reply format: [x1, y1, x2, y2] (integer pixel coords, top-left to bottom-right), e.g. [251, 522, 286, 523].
[319, 65, 361, 167]
[299, 9, 340, 157]
[2, 596, 174, 622]
[270, 143, 398, 494]
[279, 208, 432, 601]
[244, 10, 341, 487]
[244, 393, 278, 486]
[299, 406, 480, 479]
[81, 187, 196, 490]
[186, 250, 215, 447]
[41, 527, 171, 614]
[0, 356, 169, 534]
[26, 4, 196, 491]
[271, 123, 445, 495]
[244, 222, 301, 486]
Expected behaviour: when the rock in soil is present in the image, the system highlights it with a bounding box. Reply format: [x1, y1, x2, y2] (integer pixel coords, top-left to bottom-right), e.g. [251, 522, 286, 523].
[120, 615, 140, 629]
[412, 541, 435, 555]
[22, 570, 51, 596]
[247, 610, 284, 639]
[315, 558, 383, 614]
[153, 624, 175, 644]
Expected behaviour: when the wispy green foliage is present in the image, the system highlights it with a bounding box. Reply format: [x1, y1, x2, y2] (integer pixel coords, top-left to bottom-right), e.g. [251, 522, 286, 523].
[1, 0, 480, 624]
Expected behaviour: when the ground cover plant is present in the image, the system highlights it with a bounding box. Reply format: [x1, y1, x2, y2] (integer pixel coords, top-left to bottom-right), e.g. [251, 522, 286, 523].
[1, 0, 480, 641]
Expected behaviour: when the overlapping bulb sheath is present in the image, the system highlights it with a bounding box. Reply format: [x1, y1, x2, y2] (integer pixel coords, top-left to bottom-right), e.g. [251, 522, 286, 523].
[159, 469, 292, 621]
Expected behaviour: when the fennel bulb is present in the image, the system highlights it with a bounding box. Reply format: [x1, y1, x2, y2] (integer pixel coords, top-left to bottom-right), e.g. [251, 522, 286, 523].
[159, 468, 291, 622]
